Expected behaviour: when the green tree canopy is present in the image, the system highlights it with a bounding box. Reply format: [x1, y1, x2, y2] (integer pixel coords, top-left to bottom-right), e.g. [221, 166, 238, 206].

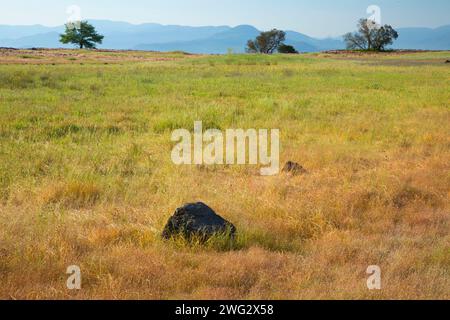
[60, 21, 104, 49]
[246, 29, 286, 54]
[344, 19, 398, 51]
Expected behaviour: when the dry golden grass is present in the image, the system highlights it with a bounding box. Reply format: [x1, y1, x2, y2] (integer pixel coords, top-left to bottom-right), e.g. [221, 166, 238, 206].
[0, 49, 448, 300]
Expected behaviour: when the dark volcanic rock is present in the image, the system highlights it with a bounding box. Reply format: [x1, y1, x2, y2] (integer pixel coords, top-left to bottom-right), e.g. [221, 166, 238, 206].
[162, 202, 236, 241]
[282, 161, 308, 175]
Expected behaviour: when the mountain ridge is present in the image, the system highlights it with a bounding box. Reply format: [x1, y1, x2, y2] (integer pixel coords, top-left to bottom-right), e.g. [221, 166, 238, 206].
[1, 20, 449, 53]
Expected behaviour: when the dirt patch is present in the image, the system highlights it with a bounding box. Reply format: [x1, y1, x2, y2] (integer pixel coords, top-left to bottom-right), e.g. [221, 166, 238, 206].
[0, 48, 198, 65]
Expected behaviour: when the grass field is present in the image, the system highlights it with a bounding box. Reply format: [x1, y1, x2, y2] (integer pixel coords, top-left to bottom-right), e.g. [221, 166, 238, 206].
[0, 48, 449, 299]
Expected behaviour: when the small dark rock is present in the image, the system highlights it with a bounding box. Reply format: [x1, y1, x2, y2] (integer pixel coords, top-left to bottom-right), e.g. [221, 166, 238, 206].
[445, 60, 450, 64]
[282, 161, 308, 175]
[162, 202, 236, 241]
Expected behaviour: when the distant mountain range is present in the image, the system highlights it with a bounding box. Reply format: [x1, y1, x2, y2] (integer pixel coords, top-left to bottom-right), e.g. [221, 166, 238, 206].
[1, 20, 449, 53]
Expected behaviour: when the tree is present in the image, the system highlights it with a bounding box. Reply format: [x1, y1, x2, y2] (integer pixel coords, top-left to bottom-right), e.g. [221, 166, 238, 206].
[344, 19, 398, 51]
[278, 44, 299, 54]
[60, 21, 104, 49]
[246, 29, 286, 54]
[372, 25, 399, 51]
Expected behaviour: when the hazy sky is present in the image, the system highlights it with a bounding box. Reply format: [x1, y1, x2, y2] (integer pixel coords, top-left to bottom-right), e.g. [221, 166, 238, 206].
[1, 0, 449, 37]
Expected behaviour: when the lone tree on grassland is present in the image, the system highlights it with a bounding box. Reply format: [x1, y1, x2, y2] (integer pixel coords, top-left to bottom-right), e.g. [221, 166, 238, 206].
[247, 29, 287, 54]
[60, 21, 104, 49]
[344, 19, 398, 51]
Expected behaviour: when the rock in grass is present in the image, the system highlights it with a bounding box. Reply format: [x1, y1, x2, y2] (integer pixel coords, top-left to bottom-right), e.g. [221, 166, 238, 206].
[282, 161, 308, 175]
[162, 202, 236, 241]
[446, 60, 450, 64]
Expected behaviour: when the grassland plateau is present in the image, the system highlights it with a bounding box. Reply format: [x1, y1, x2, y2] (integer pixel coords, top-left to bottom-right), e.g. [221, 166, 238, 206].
[0, 48, 449, 299]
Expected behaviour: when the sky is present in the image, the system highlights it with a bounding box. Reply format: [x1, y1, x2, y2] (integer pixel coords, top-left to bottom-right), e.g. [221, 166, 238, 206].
[1, 0, 449, 37]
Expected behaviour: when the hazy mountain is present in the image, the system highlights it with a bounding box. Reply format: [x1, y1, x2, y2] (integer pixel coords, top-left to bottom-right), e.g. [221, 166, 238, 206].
[0, 20, 231, 50]
[393, 25, 450, 50]
[0, 32, 67, 49]
[135, 25, 259, 53]
[0, 20, 448, 53]
[135, 25, 345, 53]
[284, 31, 345, 51]
[0, 24, 62, 39]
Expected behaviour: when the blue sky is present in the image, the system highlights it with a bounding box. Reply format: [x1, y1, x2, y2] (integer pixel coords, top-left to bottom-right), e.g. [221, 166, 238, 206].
[1, 0, 449, 37]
